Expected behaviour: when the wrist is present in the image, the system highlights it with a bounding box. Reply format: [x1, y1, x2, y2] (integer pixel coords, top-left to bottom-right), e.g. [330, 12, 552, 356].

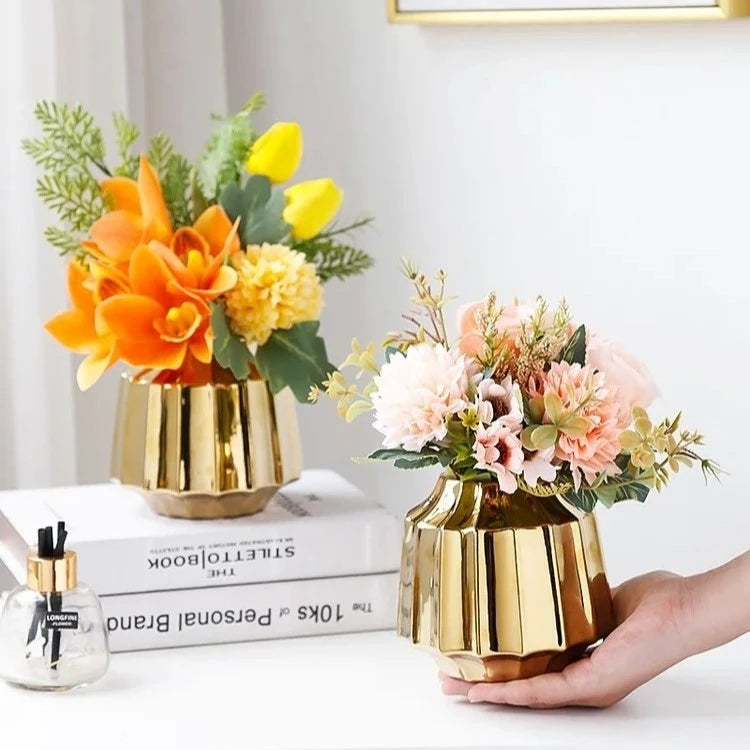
[681, 552, 750, 657]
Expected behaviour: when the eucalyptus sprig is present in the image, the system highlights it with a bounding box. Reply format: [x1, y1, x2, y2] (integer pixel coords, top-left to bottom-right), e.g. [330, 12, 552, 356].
[619, 409, 722, 490]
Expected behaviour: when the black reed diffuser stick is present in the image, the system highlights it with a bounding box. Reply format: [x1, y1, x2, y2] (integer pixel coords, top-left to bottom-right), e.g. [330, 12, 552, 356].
[25, 523, 68, 669]
[50, 521, 67, 670]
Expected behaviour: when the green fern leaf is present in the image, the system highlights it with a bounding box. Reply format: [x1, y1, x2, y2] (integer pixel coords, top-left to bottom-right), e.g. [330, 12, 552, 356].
[112, 112, 139, 178]
[196, 97, 264, 202]
[24, 101, 109, 176]
[147, 132, 174, 177]
[36, 172, 107, 233]
[293, 236, 374, 283]
[162, 154, 193, 228]
[43, 226, 83, 257]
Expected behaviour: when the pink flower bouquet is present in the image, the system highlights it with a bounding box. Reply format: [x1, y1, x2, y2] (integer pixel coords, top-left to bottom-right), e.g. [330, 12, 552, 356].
[315, 262, 719, 511]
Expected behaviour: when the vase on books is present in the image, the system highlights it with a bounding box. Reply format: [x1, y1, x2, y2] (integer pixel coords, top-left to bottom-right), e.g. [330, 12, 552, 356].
[397, 474, 614, 683]
[110, 373, 302, 519]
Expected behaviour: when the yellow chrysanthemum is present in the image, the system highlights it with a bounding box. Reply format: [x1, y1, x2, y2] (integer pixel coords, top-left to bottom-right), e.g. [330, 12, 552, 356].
[224, 243, 323, 346]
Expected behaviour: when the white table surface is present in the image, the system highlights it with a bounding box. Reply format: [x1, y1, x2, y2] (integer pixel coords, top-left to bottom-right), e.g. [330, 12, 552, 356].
[1, 630, 748, 750]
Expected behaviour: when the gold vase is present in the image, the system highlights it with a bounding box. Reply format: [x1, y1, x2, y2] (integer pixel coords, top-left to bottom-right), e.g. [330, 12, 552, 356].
[398, 475, 614, 682]
[110, 374, 302, 519]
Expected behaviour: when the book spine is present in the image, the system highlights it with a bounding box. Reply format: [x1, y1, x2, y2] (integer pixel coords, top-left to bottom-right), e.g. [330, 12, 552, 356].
[79, 511, 401, 595]
[102, 572, 399, 652]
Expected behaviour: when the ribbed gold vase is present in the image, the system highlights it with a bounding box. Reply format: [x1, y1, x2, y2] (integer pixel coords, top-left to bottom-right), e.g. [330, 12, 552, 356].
[110, 374, 302, 519]
[398, 475, 614, 682]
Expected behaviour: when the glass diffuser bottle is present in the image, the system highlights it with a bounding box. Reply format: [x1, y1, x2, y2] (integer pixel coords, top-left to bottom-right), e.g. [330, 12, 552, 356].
[0, 522, 110, 691]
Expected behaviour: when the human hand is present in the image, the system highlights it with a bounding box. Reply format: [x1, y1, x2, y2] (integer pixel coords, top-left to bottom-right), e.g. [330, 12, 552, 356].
[440, 571, 695, 708]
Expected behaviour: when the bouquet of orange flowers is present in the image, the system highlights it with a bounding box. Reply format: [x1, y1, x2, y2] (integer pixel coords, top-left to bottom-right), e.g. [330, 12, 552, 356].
[24, 95, 372, 399]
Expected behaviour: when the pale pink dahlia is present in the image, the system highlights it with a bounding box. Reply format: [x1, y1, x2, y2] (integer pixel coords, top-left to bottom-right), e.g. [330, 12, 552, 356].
[529, 361, 630, 489]
[473, 422, 524, 494]
[371, 343, 469, 452]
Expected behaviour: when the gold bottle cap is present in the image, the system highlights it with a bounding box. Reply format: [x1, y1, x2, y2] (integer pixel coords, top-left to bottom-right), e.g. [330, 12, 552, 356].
[27, 550, 77, 593]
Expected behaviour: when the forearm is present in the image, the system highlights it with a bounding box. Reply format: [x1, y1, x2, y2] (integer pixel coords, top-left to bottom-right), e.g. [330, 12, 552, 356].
[683, 551, 750, 657]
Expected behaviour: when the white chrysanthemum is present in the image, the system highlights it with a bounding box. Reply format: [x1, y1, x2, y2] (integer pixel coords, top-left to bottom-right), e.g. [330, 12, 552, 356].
[371, 343, 469, 452]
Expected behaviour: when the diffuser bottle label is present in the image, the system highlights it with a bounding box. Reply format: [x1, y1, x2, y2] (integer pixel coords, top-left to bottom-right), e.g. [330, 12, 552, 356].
[44, 612, 79, 630]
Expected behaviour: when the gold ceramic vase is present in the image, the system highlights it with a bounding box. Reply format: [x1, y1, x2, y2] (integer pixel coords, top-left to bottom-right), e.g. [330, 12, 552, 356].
[398, 475, 614, 682]
[110, 374, 302, 519]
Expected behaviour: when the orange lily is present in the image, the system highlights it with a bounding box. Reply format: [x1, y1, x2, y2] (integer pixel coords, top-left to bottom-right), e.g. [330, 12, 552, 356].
[98, 245, 212, 371]
[91, 155, 172, 266]
[148, 208, 239, 300]
[45, 261, 119, 390]
[93, 158, 239, 287]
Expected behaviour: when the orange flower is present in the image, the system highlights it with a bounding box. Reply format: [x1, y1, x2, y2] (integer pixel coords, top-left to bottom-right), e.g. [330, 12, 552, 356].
[91, 155, 172, 266]
[93, 157, 239, 292]
[45, 261, 119, 390]
[47, 158, 241, 386]
[98, 246, 212, 371]
[148, 207, 239, 300]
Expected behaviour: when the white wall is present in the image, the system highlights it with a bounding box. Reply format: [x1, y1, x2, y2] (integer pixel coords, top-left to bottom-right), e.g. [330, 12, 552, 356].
[222, 0, 750, 582]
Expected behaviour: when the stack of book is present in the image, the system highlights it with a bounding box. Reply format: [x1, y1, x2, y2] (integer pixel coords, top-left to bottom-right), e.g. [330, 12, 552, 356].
[0, 470, 401, 652]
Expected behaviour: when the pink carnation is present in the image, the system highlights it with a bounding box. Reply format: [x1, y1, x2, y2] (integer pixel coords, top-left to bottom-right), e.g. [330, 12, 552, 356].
[529, 361, 629, 489]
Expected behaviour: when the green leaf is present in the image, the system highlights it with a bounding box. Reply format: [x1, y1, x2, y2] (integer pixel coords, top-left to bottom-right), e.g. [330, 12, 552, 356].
[521, 425, 537, 451]
[147, 132, 174, 176]
[219, 182, 245, 222]
[244, 189, 288, 245]
[564, 487, 599, 513]
[293, 236, 374, 283]
[43, 226, 81, 256]
[196, 101, 259, 201]
[558, 416, 588, 438]
[531, 424, 558, 451]
[290, 216, 374, 283]
[544, 392, 564, 423]
[253, 321, 335, 403]
[219, 175, 282, 245]
[563, 467, 651, 513]
[209, 303, 253, 380]
[527, 396, 545, 424]
[454, 469, 495, 482]
[221, 175, 272, 220]
[112, 112, 139, 178]
[23, 100, 112, 254]
[618, 430, 641, 451]
[394, 455, 441, 470]
[162, 154, 193, 227]
[366, 446, 451, 470]
[555, 324, 586, 366]
[35, 172, 107, 233]
[367, 448, 415, 461]
[23, 101, 107, 176]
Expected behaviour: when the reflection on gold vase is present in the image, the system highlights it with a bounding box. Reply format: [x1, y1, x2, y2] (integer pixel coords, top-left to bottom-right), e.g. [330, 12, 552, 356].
[110, 374, 302, 519]
[398, 475, 614, 682]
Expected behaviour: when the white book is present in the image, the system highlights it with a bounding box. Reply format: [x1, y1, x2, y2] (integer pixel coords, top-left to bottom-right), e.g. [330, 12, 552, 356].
[101, 572, 398, 652]
[0, 471, 401, 596]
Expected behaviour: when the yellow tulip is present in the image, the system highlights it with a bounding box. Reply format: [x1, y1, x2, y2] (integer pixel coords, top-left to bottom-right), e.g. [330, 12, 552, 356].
[283, 178, 343, 240]
[245, 122, 303, 184]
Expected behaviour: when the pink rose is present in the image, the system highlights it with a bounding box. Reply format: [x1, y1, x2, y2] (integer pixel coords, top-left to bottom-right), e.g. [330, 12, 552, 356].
[457, 299, 535, 359]
[586, 333, 658, 411]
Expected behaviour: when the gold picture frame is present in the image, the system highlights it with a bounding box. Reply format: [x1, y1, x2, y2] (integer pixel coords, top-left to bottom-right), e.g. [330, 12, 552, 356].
[387, 0, 750, 24]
